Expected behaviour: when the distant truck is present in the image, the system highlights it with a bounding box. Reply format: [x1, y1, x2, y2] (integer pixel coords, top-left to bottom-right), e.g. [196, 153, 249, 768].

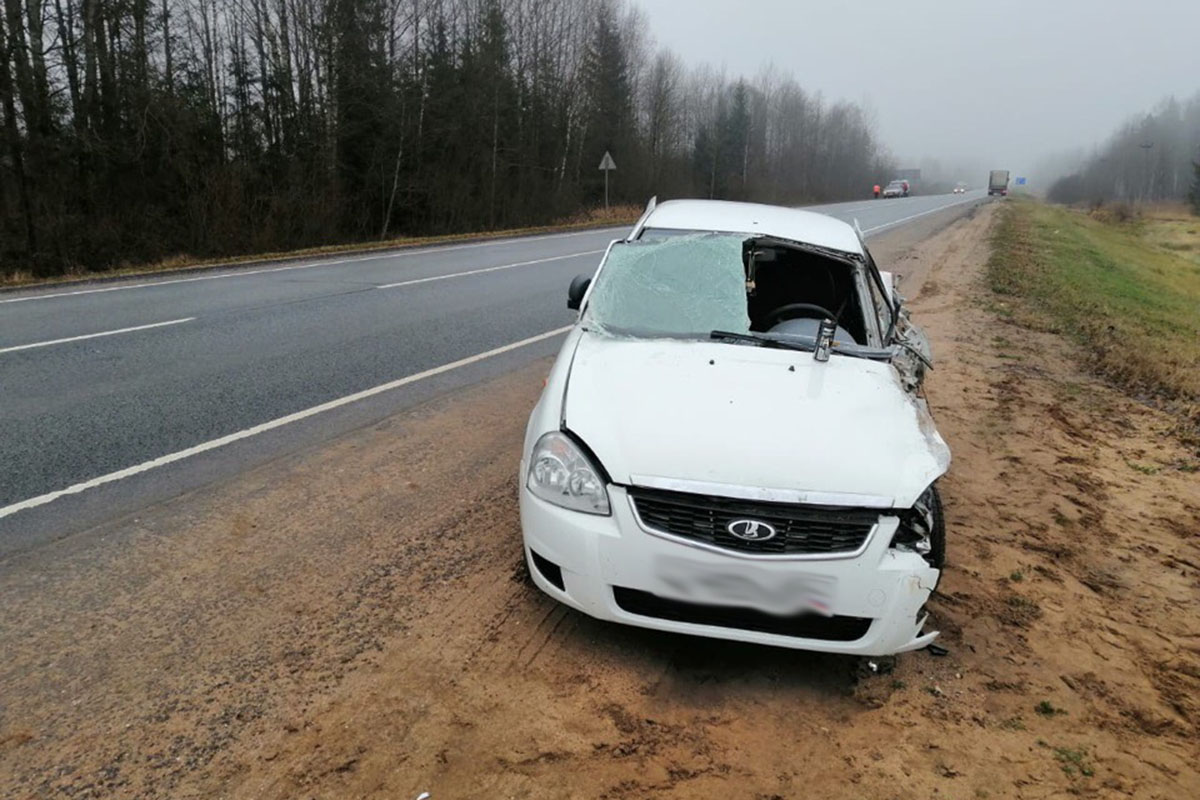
[988, 170, 1010, 196]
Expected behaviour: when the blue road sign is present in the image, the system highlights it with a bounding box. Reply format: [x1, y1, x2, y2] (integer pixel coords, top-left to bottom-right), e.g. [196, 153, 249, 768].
[1015, 177, 1027, 185]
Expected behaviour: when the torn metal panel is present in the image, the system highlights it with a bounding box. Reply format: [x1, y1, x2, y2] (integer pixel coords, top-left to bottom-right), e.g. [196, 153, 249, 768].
[891, 311, 935, 393]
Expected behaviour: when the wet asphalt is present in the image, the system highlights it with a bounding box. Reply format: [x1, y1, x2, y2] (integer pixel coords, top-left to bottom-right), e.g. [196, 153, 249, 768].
[0, 190, 986, 554]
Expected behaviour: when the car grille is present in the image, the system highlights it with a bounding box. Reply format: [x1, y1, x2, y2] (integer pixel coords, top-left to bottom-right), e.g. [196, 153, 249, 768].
[627, 486, 878, 556]
[613, 587, 871, 641]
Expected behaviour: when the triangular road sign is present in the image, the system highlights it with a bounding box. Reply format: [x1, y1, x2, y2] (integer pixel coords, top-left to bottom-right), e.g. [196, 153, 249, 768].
[598, 151, 616, 171]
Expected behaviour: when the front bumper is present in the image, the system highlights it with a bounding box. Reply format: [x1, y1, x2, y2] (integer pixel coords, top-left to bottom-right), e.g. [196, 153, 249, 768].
[519, 481, 940, 657]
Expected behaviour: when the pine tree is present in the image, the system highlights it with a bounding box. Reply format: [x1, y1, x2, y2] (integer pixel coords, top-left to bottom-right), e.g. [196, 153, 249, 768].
[1189, 160, 1200, 215]
[579, 2, 631, 201]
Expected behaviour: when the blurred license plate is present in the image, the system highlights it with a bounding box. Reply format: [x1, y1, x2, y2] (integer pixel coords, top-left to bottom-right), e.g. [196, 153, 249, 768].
[652, 555, 834, 616]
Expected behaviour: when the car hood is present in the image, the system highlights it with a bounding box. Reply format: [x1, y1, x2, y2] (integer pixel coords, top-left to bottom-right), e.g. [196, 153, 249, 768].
[563, 333, 950, 508]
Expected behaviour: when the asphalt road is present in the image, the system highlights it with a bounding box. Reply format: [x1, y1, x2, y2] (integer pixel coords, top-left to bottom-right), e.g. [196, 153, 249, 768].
[0, 190, 986, 555]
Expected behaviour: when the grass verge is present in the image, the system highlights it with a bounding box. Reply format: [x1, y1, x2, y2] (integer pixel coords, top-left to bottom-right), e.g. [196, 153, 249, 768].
[0, 204, 643, 290]
[987, 197, 1200, 442]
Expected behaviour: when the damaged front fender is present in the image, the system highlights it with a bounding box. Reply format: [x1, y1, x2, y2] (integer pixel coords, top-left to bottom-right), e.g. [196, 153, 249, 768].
[891, 309, 934, 393]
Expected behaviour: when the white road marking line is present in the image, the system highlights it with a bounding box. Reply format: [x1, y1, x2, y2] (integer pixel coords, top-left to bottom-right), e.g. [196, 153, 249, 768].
[375, 250, 605, 289]
[815, 199, 884, 215]
[0, 227, 625, 304]
[0, 318, 195, 354]
[861, 195, 981, 235]
[0, 325, 574, 521]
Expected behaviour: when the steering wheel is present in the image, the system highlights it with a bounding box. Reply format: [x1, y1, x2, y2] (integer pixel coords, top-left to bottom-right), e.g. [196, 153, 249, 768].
[763, 302, 839, 329]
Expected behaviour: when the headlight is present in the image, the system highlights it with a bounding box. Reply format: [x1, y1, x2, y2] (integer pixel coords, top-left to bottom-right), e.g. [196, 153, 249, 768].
[527, 431, 611, 515]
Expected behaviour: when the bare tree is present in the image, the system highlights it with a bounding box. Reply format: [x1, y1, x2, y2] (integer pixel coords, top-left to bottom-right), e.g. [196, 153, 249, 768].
[0, 0, 896, 278]
[1049, 93, 1200, 206]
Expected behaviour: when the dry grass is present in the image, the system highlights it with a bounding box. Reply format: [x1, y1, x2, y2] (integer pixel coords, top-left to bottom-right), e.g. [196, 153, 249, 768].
[553, 203, 644, 226]
[989, 198, 1200, 441]
[1138, 203, 1200, 266]
[1086, 201, 1138, 224]
[0, 205, 642, 289]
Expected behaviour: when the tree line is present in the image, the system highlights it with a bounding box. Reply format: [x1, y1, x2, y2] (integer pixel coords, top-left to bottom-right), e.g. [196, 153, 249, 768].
[1047, 93, 1200, 209]
[0, 0, 896, 278]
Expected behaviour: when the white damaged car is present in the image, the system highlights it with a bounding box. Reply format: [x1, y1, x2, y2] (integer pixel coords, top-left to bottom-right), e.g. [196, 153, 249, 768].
[519, 199, 949, 656]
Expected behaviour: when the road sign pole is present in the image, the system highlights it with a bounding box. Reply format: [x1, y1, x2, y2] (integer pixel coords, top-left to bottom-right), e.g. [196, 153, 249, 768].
[598, 151, 616, 212]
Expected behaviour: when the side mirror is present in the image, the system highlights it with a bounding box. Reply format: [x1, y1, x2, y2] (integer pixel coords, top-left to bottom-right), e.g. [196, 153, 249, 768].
[567, 275, 591, 310]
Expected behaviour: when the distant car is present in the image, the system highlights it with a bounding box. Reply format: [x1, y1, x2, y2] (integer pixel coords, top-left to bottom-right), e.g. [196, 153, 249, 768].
[953, 183, 967, 194]
[521, 198, 949, 656]
[882, 180, 907, 198]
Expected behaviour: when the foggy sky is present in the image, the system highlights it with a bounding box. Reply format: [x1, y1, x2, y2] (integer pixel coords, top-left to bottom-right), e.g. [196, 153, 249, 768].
[638, 0, 1200, 183]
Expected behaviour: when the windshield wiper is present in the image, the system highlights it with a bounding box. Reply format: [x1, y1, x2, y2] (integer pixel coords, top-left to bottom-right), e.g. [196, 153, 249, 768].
[710, 330, 814, 352]
[710, 329, 893, 362]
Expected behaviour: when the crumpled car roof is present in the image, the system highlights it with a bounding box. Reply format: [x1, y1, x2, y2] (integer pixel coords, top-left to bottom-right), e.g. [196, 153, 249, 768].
[639, 199, 864, 256]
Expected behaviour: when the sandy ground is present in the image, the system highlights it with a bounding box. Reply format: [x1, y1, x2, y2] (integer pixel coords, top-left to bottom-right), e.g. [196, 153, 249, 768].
[2, 204, 1198, 799]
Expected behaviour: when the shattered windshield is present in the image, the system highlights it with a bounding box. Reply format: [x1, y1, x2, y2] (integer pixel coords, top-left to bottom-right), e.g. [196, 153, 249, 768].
[583, 234, 751, 337]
